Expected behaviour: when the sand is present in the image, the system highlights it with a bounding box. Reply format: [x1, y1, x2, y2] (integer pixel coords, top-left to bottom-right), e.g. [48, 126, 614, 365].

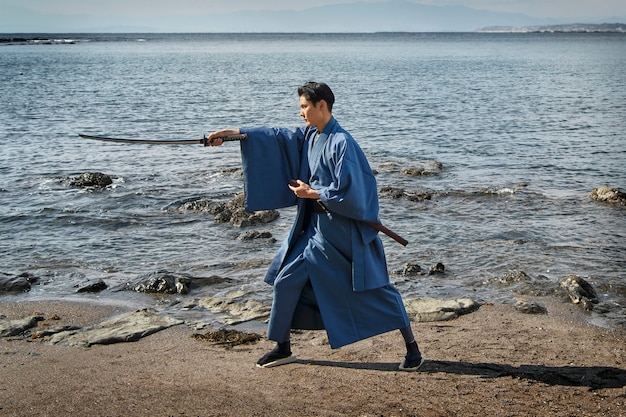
[1, 298, 625, 417]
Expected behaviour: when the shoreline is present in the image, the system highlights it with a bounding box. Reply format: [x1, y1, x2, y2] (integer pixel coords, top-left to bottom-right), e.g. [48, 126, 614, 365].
[1, 298, 625, 416]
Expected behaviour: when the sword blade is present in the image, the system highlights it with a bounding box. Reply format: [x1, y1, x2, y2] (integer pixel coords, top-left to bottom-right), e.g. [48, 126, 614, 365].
[78, 133, 247, 145]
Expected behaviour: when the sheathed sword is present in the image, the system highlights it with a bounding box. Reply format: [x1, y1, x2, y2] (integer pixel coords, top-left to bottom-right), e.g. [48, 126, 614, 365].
[78, 133, 247, 146]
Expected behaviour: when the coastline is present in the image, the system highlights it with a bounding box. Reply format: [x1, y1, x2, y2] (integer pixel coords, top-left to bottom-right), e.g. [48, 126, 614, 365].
[1, 298, 624, 416]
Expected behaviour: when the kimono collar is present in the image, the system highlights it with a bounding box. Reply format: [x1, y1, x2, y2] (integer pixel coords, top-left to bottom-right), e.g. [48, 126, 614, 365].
[319, 116, 337, 136]
[308, 117, 337, 178]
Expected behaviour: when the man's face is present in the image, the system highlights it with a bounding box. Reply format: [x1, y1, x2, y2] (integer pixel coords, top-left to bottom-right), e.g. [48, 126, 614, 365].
[299, 95, 325, 128]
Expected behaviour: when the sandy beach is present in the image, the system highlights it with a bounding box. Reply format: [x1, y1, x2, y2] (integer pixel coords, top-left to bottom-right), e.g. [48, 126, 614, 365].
[1, 298, 625, 417]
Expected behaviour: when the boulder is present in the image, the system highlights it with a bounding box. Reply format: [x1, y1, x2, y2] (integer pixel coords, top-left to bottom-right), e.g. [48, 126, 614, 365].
[559, 275, 598, 311]
[404, 297, 480, 322]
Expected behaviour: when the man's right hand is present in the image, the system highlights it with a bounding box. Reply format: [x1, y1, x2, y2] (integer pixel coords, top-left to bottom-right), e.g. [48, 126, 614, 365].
[205, 128, 241, 146]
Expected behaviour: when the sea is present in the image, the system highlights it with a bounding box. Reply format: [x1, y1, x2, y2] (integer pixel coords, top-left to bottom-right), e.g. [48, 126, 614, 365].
[1, 32, 625, 329]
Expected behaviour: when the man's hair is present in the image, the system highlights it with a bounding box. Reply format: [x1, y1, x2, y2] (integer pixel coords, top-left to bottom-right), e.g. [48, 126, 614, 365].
[297, 82, 334, 112]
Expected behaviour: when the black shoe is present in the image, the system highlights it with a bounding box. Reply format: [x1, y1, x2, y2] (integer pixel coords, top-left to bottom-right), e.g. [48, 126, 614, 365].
[398, 354, 424, 371]
[256, 348, 297, 368]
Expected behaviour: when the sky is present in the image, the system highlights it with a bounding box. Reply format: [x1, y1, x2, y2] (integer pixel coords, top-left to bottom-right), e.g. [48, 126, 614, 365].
[2, 0, 626, 20]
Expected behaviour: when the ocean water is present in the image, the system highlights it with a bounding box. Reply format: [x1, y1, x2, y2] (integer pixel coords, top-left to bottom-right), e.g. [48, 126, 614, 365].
[1, 33, 625, 328]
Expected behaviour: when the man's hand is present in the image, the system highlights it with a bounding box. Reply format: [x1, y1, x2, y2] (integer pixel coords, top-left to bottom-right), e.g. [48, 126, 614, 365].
[289, 179, 319, 199]
[205, 129, 241, 146]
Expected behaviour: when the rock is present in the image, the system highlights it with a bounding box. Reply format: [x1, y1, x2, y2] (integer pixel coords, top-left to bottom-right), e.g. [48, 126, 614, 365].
[207, 193, 280, 227]
[124, 271, 230, 295]
[589, 186, 626, 207]
[380, 187, 432, 202]
[0, 315, 45, 337]
[404, 297, 480, 322]
[514, 299, 548, 315]
[238, 230, 276, 242]
[393, 263, 421, 276]
[191, 328, 262, 349]
[380, 186, 406, 199]
[49, 308, 183, 347]
[401, 167, 427, 177]
[559, 275, 598, 310]
[199, 292, 271, 325]
[0, 272, 38, 293]
[497, 270, 532, 284]
[62, 172, 113, 188]
[127, 270, 192, 294]
[399, 162, 443, 177]
[428, 263, 445, 275]
[230, 208, 280, 227]
[76, 279, 108, 293]
[179, 198, 218, 212]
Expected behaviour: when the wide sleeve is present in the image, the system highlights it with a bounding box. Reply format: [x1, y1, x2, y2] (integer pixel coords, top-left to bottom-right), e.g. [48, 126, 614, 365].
[239, 127, 306, 211]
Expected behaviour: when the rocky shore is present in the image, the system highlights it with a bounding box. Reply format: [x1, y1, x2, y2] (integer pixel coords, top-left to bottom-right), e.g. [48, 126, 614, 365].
[1, 298, 624, 416]
[2, 181, 625, 415]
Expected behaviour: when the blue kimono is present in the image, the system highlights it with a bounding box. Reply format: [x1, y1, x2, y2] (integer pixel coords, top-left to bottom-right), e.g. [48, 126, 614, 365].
[240, 117, 410, 348]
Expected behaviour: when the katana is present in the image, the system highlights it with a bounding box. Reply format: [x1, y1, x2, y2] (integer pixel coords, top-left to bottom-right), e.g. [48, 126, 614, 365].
[78, 133, 247, 145]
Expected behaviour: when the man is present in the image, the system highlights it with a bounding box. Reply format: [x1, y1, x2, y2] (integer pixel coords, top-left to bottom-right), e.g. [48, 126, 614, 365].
[207, 82, 423, 370]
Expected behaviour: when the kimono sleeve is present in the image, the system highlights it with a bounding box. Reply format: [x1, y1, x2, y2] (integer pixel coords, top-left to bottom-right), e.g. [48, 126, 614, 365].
[239, 127, 305, 211]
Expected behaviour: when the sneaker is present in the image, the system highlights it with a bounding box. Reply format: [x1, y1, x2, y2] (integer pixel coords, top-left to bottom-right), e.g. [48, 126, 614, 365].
[256, 349, 297, 368]
[398, 355, 424, 371]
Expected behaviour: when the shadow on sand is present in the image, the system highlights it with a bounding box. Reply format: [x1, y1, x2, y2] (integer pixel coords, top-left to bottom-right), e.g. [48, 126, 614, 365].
[297, 359, 626, 390]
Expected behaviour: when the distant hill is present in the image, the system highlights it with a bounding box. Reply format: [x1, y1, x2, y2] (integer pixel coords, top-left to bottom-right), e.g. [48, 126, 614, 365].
[478, 23, 626, 33]
[1, 1, 625, 33]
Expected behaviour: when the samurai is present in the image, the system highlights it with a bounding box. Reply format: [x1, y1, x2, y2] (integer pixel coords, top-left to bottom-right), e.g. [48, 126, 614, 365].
[207, 82, 424, 370]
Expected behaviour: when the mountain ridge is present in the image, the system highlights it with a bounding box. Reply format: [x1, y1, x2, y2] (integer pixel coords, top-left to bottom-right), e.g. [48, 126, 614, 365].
[1, 1, 624, 33]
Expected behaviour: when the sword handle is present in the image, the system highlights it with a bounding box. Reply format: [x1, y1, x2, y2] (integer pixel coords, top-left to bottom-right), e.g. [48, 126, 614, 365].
[203, 133, 248, 146]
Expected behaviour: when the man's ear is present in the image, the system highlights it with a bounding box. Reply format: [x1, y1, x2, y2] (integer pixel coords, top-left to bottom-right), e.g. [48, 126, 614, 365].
[318, 100, 328, 112]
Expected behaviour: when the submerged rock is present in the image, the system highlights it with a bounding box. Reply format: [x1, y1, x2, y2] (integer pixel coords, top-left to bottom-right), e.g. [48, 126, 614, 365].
[590, 186, 626, 207]
[404, 297, 480, 322]
[62, 172, 113, 188]
[559, 275, 598, 311]
[76, 279, 108, 293]
[379, 186, 432, 202]
[0, 272, 38, 293]
[238, 230, 276, 242]
[401, 164, 442, 177]
[393, 262, 422, 276]
[428, 263, 446, 275]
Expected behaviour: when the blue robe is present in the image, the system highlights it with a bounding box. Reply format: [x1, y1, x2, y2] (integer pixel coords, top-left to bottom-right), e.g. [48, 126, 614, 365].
[240, 118, 410, 348]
